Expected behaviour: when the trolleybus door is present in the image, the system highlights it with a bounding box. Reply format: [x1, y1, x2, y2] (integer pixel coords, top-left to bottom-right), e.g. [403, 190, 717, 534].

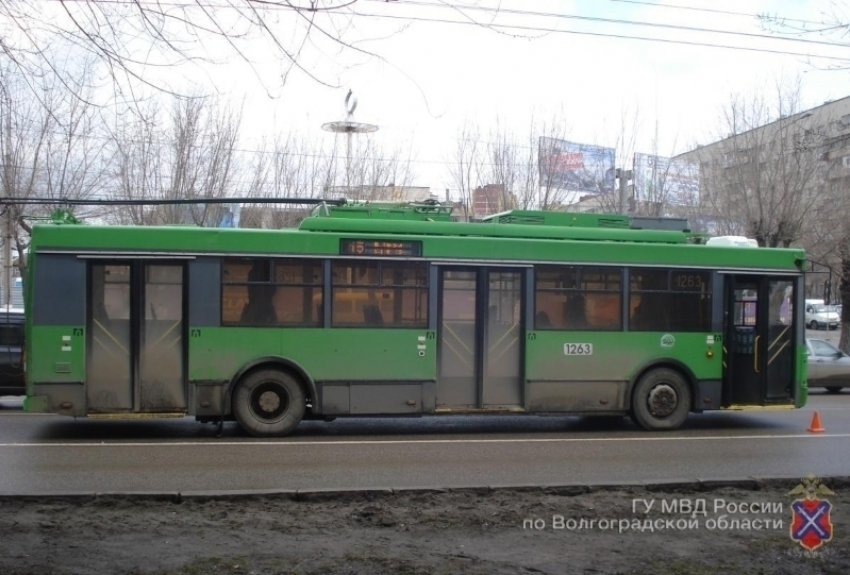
[87, 261, 187, 413]
[725, 275, 796, 405]
[436, 267, 524, 409]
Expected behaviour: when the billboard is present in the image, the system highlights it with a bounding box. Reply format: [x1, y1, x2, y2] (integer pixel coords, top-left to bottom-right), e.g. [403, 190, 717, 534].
[633, 154, 700, 206]
[538, 137, 616, 195]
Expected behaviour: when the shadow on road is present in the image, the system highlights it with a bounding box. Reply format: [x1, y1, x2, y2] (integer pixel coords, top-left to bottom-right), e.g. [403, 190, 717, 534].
[23, 408, 794, 443]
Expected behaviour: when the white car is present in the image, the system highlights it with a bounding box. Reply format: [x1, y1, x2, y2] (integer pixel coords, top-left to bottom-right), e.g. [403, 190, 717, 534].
[805, 303, 839, 330]
[805, 338, 849, 393]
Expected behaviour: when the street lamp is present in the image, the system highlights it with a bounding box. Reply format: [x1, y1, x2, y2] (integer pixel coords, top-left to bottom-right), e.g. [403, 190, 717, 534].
[322, 90, 378, 198]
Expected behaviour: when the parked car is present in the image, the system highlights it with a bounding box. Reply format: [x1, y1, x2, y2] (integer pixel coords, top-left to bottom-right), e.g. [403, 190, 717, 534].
[0, 307, 25, 396]
[805, 338, 850, 393]
[805, 302, 839, 330]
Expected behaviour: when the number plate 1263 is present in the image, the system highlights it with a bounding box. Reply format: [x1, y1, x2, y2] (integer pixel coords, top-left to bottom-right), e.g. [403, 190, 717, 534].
[563, 343, 593, 355]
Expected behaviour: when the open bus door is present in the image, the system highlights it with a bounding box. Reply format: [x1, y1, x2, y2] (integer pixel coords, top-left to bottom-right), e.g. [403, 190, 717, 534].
[724, 275, 799, 406]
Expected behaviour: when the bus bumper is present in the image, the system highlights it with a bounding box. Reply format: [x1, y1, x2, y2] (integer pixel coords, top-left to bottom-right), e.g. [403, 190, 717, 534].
[23, 395, 49, 413]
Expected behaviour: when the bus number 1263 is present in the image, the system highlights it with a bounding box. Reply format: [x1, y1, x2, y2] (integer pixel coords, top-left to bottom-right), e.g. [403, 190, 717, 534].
[564, 343, 593, 356]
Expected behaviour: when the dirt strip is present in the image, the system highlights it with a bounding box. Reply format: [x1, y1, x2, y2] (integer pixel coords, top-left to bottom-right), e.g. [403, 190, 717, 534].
[0, 479, 848, 575]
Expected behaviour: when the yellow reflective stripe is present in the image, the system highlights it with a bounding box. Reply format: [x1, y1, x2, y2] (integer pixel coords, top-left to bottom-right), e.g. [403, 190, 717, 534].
[92, 319, 129, 356]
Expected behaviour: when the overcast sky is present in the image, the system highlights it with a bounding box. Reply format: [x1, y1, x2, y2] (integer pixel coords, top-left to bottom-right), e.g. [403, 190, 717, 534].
[141, 0, 850, 197]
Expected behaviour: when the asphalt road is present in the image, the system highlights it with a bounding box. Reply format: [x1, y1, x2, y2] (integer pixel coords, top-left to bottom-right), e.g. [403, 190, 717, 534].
[0, 328, 847, 495]
[0, 389, 849, 495]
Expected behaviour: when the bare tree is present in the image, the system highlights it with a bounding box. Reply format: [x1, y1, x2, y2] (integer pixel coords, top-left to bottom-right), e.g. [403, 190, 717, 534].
[446, 121, 485, 221]
[484, 118, 521, 213]
[329, 136, 415, 202]
[241, 132, 337, 228]
[0, 1, 398, 102]
[458, 112, 578, 217]
[240, 130, 416, 228]
[680, 78, 827, 247]
[0, 60, 108, 280]
[108, 94, 244, 226]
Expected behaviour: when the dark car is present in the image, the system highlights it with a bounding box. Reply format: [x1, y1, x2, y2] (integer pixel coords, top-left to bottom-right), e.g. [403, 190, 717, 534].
[805, 338, 850, 393]
[0, 307, 25, 396]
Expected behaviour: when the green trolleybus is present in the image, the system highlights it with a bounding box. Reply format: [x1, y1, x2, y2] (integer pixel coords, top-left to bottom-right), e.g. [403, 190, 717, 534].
[23, 202, 807, 436]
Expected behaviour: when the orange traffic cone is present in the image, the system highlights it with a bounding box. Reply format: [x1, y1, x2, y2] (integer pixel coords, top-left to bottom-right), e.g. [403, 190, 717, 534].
[808, 411, 826, 433]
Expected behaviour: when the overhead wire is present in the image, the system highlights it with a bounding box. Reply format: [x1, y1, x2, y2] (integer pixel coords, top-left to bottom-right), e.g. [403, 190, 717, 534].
[47, 0, 850, 57]
[340, 6, 850, 61]
[603, 0, 833, 27]
[369, 0, 849, 49]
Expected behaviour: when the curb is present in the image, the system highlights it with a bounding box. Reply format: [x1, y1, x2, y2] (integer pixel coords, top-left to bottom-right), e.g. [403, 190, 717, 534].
[0, 475, 848, 502]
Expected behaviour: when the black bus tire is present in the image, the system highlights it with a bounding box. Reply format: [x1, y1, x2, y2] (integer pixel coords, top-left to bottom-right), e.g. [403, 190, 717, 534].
[233, 369, 305, 437]
[630, 368, 691, 431]
[825, 386, 843, 394]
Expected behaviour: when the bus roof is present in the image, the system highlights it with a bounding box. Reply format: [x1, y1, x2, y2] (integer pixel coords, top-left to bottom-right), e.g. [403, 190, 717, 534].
[29, 203, 806, 272]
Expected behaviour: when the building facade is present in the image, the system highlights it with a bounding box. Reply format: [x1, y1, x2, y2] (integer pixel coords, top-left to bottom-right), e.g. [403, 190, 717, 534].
[675, 96, 850, 247]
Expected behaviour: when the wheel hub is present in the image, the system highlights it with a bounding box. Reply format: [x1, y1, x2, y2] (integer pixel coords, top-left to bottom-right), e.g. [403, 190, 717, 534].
[647, 384, 678, 418]
[257, 390, 281, 413]
[250, 382, 289, 421]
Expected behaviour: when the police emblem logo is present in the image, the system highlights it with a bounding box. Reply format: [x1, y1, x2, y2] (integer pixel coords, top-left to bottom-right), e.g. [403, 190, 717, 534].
[787, 474, 835, 551]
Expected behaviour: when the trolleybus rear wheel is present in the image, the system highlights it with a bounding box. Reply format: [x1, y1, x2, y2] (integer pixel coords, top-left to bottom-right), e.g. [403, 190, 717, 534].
[233, 368, 305, 437]
[630, 368, 691, 431]
[825, 386, 843, 394]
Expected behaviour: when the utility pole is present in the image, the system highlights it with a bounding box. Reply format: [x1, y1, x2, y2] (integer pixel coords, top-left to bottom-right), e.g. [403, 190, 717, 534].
[1, 84, 10, 309]
[616, 168, 633, 214]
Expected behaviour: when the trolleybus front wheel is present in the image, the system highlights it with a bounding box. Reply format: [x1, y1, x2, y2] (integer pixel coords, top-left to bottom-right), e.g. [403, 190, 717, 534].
[233, 368, 306, 437]
[630, 368, 691, 431]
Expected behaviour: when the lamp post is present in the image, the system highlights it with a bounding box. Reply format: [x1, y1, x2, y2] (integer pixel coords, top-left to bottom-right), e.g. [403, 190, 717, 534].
[0, 82, 11, 308]
[322, 90, 378, 198]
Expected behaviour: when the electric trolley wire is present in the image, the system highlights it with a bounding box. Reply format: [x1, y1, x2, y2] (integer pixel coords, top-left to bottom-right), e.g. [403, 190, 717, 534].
[604, 0, 833, 28]
[335, 9, 850, 61]
[47, 0, 850, 58]
[375, 0, 849, 50]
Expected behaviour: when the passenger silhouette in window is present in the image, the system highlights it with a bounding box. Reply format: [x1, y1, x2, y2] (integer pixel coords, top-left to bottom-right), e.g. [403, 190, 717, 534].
[564, 295, 587, 329]
[240, 263, 276, 325]
[535, 311, 553, 329]
[363, 304, 384, 326]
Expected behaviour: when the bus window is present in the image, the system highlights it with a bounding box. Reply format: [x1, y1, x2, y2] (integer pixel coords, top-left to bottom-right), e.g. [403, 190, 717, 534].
[222, 258, 321, 326]
[534, 265, 621, 330]
[629, 269, 711, 332]
[331, 261, 428, 327]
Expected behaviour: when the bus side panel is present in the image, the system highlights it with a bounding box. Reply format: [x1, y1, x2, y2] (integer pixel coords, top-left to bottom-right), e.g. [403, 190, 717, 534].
[524, 332, 722, 411]
[25, 254, 87, 415]
[25, 325, 87, 414]
[187, 328, 437, 416]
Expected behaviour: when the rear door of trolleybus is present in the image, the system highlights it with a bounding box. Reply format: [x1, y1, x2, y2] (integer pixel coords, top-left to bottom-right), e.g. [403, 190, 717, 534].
[87, 261, 187, 414]
[724, 275, 800, 406]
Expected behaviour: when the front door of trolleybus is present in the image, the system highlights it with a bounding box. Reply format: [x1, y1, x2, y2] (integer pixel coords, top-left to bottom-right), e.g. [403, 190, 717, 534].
[86, 261, 187, 414]
[725, 275, 799, 405]
[436, 267, 524, 410]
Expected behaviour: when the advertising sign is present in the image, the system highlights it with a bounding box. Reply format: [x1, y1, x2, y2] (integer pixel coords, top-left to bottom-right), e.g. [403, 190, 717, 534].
[538, 137, 616, 195]
[633, 154, 700, 206]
